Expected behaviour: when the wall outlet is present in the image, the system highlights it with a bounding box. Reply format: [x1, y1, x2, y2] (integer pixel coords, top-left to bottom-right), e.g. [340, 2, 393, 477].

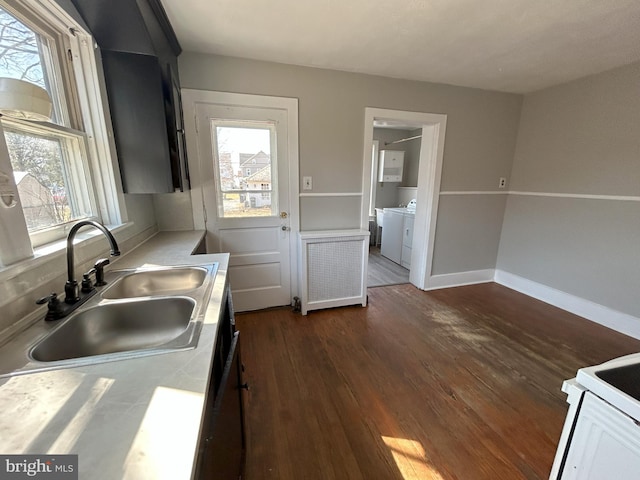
[303, 176, 312, 190]
[498, 177, 507, 189]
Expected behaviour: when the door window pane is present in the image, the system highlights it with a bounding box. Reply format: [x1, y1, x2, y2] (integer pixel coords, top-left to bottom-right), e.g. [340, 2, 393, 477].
[213, 123, 277, 218]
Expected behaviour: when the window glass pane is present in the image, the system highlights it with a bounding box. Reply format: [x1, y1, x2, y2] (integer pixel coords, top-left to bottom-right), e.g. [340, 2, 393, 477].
[0, 6, 60, 123]
[0, 8, 46, 88]
[5, 129, 88, 231]
[213, 124, 277, 218]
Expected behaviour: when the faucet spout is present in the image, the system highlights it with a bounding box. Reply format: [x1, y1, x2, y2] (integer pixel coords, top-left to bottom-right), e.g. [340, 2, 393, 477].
[65, 220, 120, 303]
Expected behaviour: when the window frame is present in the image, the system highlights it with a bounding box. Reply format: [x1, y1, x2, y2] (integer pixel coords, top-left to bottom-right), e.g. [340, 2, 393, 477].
[0, 0, 126, 261]
[2, 117, 99, 246]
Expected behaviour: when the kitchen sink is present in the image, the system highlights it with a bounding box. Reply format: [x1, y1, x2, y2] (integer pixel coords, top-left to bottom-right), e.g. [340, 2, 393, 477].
[595, 364, 640, 401]
[102, 266, 208, 299]
[0, 262, 220, 376]
[30, 297, 196, 362]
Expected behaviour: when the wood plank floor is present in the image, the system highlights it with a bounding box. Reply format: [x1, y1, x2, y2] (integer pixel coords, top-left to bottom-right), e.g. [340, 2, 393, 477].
[368, 246, 410, 287]
[235, 283, 640, 480]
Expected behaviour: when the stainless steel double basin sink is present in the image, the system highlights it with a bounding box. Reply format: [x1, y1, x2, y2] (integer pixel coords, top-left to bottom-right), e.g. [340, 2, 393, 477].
[21, 264, 217, 373]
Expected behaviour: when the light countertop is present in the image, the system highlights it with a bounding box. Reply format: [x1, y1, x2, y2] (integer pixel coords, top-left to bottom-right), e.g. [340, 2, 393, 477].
[0, 231, 228, 480]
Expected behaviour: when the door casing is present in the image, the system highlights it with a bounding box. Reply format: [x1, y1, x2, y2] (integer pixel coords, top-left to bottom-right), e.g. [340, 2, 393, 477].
[361, 108, 447, 290]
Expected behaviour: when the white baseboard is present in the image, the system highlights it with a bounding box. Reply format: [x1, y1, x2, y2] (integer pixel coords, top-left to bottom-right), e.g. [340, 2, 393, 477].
[494, 270, 640, 340]
[425, 269, 495, 290]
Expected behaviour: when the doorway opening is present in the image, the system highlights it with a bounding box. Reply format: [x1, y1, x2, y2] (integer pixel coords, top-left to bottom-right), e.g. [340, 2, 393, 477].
[361, 108, 447, 290]
[368, 126, 420, 287]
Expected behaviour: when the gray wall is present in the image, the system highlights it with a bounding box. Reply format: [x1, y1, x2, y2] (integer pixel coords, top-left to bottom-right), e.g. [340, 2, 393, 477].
[433, 194, 507, 275]
[403, 128, 423, 187]
[179, 53, 522, 275]
[497, 61, 640, 317]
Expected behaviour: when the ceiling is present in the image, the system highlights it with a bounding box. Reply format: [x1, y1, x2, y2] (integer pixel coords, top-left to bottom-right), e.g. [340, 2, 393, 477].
[160, 0, 640, 94]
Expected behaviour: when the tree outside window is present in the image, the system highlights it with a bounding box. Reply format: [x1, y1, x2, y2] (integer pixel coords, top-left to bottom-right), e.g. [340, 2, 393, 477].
[0, 8, 45, 87]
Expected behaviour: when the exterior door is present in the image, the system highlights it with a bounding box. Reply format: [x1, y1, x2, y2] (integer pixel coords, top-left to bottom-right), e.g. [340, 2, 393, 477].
[190, 93, 298, 311]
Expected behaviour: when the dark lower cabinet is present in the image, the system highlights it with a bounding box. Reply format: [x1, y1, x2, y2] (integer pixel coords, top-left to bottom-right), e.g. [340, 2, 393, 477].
[195, 288, 246, 479]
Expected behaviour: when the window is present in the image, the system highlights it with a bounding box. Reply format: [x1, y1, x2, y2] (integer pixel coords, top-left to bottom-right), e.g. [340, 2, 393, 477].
[211, 121, 277, 218]
[4, 123, 94, 231]
[0, 0, 122, 255]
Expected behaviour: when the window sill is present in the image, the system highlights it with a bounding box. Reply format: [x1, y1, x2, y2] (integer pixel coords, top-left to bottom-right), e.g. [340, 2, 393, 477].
[0, 222, 134, 283]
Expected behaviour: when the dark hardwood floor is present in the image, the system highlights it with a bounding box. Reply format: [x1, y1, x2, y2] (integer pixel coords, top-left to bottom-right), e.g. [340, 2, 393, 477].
[235, 283, 640, 480]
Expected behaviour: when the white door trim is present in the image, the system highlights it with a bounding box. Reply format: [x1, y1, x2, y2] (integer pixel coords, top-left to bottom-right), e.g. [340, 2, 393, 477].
[368, 140, 379, 217]
[182, 89, 300, 301]
[361, 108, 447, 290]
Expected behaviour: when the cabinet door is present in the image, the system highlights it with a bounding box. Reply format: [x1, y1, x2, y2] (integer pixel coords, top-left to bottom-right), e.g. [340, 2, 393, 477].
[378, 150, 405, 182]
[199, 332, 245, 480]
[560, 392, 640, 479]
[164, 65, 190, 191]
[380, 211, 403, 264]
[401, 246, 412, 269]
[402, 215, 414, 248]
[101, 50, 173, 193]
[400, 215, 414, 268]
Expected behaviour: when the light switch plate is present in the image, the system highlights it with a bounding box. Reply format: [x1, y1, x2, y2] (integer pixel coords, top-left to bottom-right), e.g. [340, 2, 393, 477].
[303, 176, 312, 190]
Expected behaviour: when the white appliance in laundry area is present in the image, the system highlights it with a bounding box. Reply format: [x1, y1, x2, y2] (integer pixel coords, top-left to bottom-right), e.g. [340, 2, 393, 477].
[378, 150, 404, 182]
[380, 199, 416, 268]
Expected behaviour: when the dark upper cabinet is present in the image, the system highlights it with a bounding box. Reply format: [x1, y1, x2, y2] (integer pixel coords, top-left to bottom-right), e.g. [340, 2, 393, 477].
[70, 0, 156, 55]
[101, 51, 172, 193]
[165, 65, 190, 192]
[71, 0, 189, 193]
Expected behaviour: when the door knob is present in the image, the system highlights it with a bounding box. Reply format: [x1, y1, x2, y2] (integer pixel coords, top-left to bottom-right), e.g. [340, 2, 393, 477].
[280, 212, 288, 218]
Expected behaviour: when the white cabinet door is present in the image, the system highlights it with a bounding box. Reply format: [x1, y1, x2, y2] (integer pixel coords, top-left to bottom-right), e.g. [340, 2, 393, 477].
[402, 215, 414, 248]
[401, 246, 412, 269]
[560, 391, 640, 479]
[400, 215, 414, 268]
[380, 210, 403, 264]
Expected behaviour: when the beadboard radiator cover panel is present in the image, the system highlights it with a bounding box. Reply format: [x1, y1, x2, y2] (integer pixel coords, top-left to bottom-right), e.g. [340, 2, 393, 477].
[299, 230, 369, 315]
[308, 240, 363, 301]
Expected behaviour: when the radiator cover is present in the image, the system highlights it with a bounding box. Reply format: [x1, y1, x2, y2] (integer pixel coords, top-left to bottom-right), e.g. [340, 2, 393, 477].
[299, 230, 369, 315]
